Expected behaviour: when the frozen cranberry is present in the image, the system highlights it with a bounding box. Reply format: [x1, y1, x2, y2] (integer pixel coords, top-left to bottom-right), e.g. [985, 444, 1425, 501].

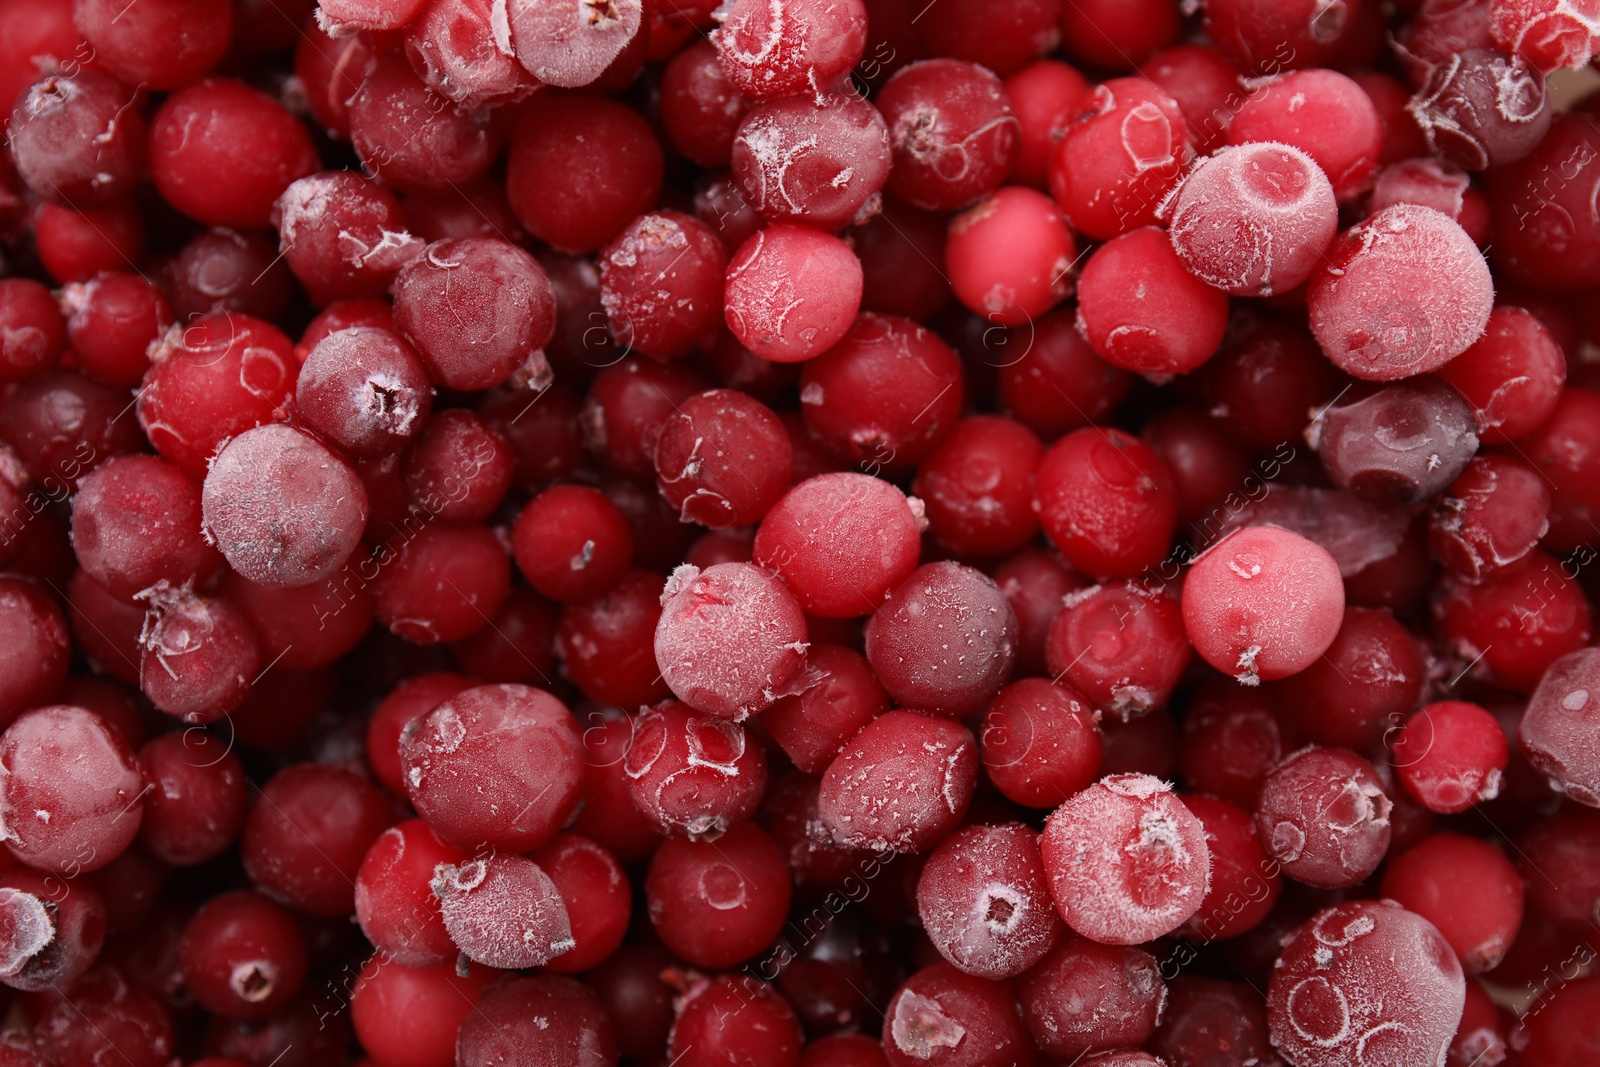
[509, 485, 631, 605]
[945, 187, 1075, 330]
[34, 195, 144, 284]
[1137, 44, 1242, 155]
[1184, 526, 1344, 686]
[1149, 977, 1276, 1067]
[138, 311, 296, 476]
[350, 956, 496, 1067]
[0, 867, 105, 992]
[373, 518, 512, 641]
[1045, 582, 1187, 720]
[1408, 48, 1549, 173]
[201, 423, 367, 588]
[917, 823, 1062, 980]
[1177, 794, 1280, 942]
[1034, 427, 1176, 580]
[65, 569, 143, 686]
[1201, 316, 1338, 451]
[1520, 647, 1600, 807]
[295, 328, 432, 459]
[993, 549, 1085, 677]
[1365, 157, 1488, 242]
[1439, 307, 1566, 445]
[136, 731, 246, 866]
[1488, 115, 1600, 291]
[1433, 550, 1593, 693]
[432, 851, 574, 968]
[910, 416, 1041, 559]
[580, 943, 675, 1061]
[1227, 69, 1380, 203]
[0, 575, 69, 729]
[1086, 231, 1232, 382]
[401, 0, 536, 110]
[1392, 700, 1508, 814]
[1428, 453, 1550, 583]
[597, 211, 726, 362]
[353, 818, 463, 967]
[524, 834, 628, 973]
[392, 238, 556, 391]
[316, 0, 428, 31]
[33, 966, 175, 1067]
[1167, 141, 1338, 297]
[0, 704, 142, 873]
[1178, 679, 1296, 808]
[1490, 0, 1600, 71]
[812, 317, 967, 468]
[713, 0, 865, 100]
[1268, 900, 1464, 1067]
[148, 79, 317, 229]
[0, 282, 65, 390]
[864, 561, 1018, 717]
[59, 272, 169, 390]
[456, 976, 618, 1067]
[1203, 0, 1366, 72]
[242, 763, 393, 917]
[178, 891, 306, 1020]
[817, 710, 975, 853]
[1381, 832, 1523, 975]
[1255, 746, 1392, 889]
[653, 389, 791, 529]
[274, 172, 422, 304]
[1050, 77, 1188, 241]
[724, 224, 863, 363]
[72, 0, 229, 88]
[851, 194, 951, 323]
[1018, 938, 1163, 1061]
[882, 962, 1032, 1067]
[1039, 774, 1208, 944]
[731, 91, 891, 231]
[980, 678, 1100, 810]
[400, 684, 581, 855]
[557, 568, 670, 709]
[669, 975, 803, 1067]
[507, 94, 663, 254]
[8, 71, 144, 209]
[1522, 387, 1600, 551]
[0, 0, 79, 117]
[1139, 408, 1252, 527]
[1313, 378, 1480, 506]
[70, 454, 220, 600]
[348, 54, 496, 193]
[877, 59, 1019, 214]
[1272, 606, 1422, 749]
[292, 17, 376, 139]
[1003, 61, 1089, 189]
[762, 644, 887, 773]
[659, 39, 749, 167]
[996, 310, 1132, 438]
[622, 699, 767, 837]
[402, 409, 512, 524]
[644, 822, 790, 968]
[654, 562, 806, 719]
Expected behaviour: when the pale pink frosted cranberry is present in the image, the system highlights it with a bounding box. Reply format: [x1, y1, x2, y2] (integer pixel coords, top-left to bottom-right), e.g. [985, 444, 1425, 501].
[432, 853, 574, 969]
[1039, 774, 1211, 945]
[1267, 900, 1464, 1067]
[201, 424, 368, 589]
[916, 823, 1063, 980]
[507, 0, 643, 88]
[1166, 141, 1338, 297]
[730, 91, 891, 232]
[1519, 647, 1600, 808]
[653, 562, 808, 720]
[1308, 204, 1494, 381]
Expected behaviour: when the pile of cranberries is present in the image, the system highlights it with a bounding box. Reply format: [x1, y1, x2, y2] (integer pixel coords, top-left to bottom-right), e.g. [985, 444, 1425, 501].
[5, 0, 1600, 1065]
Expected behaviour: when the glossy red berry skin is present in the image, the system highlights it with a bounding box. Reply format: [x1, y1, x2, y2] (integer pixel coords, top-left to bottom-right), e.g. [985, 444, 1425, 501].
[1033, 427, 1177, 581]
[455, 976, 619, 1067]
[350, 956, 497, 1067]
[1050, 77, 1189, 241]
[240, 763, 395, 918]
[1178, 794, 1281, 942]
[136, 731, 247, 867]
[1392, 701, 1509, 814]
[353, 818, 464, 968]
[645, 823, 791, 968]
[178, 891, 307, 1020]
[1380, 832, 1523, 974]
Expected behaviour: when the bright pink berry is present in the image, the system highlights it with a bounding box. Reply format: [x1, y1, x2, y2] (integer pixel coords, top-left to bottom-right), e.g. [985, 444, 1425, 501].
[712, 0, 867, 101]
[1380, 832, 1524, 974]
[1040, 774, 1210, 944]
[980, 678, 1102, 809]
[1227, 68, 1383, 202]
[1050, 77, 1189, 241]
[724, 224, 863, 363]
[1033, 427, 1177, 580]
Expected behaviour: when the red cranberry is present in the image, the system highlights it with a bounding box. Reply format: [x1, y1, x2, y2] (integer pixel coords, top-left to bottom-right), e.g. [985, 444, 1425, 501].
[645, 823, 791, 968]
